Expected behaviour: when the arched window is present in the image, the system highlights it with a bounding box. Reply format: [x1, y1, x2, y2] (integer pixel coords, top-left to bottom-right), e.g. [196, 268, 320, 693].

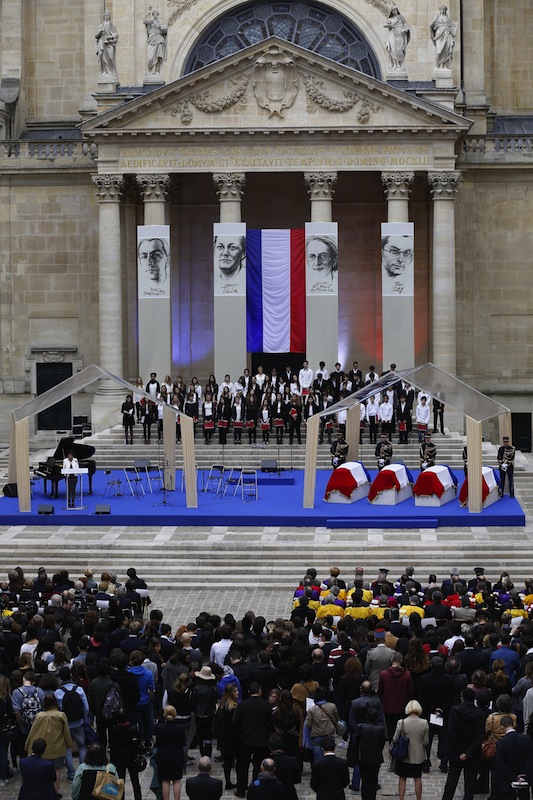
[185, 1, 380, 78]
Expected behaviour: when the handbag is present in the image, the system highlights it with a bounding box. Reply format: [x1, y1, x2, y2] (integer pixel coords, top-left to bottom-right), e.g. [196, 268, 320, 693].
[389, 720, 409, 760]
[481, 736, 496, 760]
[133, 753, 147, 772]
[93, 766, 124, 800]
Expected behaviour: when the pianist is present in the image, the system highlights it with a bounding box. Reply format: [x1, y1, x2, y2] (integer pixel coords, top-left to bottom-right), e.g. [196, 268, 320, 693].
[63, 451, 79, 508]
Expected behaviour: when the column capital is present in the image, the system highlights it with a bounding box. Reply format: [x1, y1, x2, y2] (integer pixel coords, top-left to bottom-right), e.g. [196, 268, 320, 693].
[212, 173, 246, 201]
[428, 171, 461, 200]
[91, 174, 124, 202]
[381, 171, 415, 200]
[136, 173, 170, 202]
[304, 172, 337, 200]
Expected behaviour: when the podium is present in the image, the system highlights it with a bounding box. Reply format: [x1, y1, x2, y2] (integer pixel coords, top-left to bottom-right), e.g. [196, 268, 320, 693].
[61, 467, 89, 510]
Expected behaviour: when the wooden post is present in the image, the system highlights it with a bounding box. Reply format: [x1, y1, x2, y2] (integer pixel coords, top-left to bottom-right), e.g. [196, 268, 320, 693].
[162, 405, 176, 491]
[15, 418, 31, 513]
[346, 404, 360, 462]
[303, 414, 320, 508]
[466, 417, 483, 513]
[180, 413, 197, 508]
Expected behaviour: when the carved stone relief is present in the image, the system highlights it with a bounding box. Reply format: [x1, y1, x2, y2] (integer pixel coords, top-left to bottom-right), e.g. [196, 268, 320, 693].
[252, 46, 298, 118]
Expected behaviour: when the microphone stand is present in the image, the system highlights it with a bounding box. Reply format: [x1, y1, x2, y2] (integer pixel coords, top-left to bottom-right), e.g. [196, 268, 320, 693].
[154, 458, 175, 507]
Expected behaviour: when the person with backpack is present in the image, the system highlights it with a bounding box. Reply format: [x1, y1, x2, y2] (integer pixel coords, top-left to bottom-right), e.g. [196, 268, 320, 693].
[11, 671, 44, 758]
[54, 665, 89, 782]
[24, 694, 72, 796]
[88, 659, 123, 749]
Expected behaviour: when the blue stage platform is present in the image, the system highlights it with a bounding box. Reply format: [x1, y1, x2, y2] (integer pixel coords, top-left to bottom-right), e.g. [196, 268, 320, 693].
[0, 469, 524, 528]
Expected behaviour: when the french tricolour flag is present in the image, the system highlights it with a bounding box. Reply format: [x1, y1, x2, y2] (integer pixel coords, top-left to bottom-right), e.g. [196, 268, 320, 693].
[246, 229, 306, 353]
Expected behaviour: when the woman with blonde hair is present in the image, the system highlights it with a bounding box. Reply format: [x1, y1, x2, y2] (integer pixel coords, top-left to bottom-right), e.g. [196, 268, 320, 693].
[155, 705, 185, 800]
[392, 700, 429, 800]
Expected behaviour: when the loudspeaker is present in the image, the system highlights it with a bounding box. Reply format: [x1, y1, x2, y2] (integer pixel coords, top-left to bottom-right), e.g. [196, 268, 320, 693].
[95, 504, 111, 515]
[261, 459, 278, 473]
[2, 483, 17, 498]
[38, 504, 54, 515]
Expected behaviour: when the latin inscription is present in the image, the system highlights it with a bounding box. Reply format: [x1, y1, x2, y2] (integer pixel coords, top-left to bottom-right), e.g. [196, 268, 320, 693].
[119, 144, 432, 171]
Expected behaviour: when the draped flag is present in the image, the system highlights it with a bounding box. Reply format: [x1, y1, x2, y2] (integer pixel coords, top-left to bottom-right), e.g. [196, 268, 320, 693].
[246, 229, 306, 353]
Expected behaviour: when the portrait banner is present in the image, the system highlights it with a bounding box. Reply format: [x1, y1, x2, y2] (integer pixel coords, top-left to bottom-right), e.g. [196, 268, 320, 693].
[137, 225, 171, 381]
[137, 225, 170, 299]
[305, 223, 338, 296]
[305, 222, 339, 374]
[381, 222, 414, 297]
[381, 222, 414, 369]
[213, 223, 247, 296]
[213, 223, 247, 383]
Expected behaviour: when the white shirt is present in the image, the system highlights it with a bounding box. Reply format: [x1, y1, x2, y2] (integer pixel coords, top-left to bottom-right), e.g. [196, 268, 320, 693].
[299, 367, 313, 389]
[365, 372, 378, 383]
[315, 367, 329, 380]
[416, 403, 431, 425]
[379, 402, 393, 422]
[255, 373, 266, 388]
[367, 401, 379, 418]
[218, 381, 234, 399]
[63, 456, 79, 471]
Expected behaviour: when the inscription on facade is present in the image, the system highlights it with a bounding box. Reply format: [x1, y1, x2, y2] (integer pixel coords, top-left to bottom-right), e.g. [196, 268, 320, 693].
[119, 144, 432, 171]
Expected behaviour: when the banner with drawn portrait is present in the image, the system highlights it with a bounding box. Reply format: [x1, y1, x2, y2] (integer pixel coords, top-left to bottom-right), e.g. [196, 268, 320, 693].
[381, 222, 414, 297]
[213, 223, 246, 296]
[137, 224, 171, 382]
[137, 225, 170, 299]
[305, 223, 338, 296]
[381, 221, 414, 369]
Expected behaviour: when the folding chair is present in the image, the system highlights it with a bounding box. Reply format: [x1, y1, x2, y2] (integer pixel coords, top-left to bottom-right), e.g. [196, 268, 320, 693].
[123, 466, 145, 496]
[224, 468, 242, 497]
[239, 469, 258, 501]
[180, 464, 200, 492]
[103, 469, 123, 498]
[203, 464, 225, 494]
[145, 465, 164, 494]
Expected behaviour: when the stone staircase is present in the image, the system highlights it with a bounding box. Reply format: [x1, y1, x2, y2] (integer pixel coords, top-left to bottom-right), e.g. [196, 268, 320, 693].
[32, 425, 496, 473]
[0, 428, 527, 595]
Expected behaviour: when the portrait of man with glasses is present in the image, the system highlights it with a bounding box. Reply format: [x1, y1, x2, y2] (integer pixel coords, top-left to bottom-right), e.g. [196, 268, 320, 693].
[381, 233, 414, 296]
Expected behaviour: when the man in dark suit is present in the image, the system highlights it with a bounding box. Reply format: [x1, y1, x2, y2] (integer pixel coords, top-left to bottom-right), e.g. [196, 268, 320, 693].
[310, 735, 350, 800]
[233, 682, 273, 797]
[496, 716, 533, 800]
[19, 738, 57, 800]
[441, 688, 486, 800]
[185, 756, 223, 800]
[269, 736, 301, 800]
[455, 634, 488, 681]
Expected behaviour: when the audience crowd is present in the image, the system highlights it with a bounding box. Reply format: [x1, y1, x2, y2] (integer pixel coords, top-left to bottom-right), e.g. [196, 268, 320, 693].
[1, 562, 533, 799]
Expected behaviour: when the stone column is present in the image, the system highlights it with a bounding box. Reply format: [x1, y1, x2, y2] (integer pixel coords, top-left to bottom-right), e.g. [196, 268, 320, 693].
[136, 174, 171, 384]
[212, 173, 246, 382]
[212, 173, 246, 223]
[91, 174, 124, 389]
[428, 171, 461, 375]
[381, 171, 414, 223]
[136, 173, 169, 226]
[304, 172, 337, 222]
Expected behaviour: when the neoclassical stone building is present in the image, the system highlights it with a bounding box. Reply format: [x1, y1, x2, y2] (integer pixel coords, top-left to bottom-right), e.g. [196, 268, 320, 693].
[0, 0, 531, 443]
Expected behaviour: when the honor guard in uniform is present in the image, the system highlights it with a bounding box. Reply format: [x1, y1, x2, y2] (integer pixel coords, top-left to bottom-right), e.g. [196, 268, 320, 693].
[420, 431, 437, 471]
[375, 432, 393, 471]
[497, 435, 515, 498]
[330, 432, 349, 470]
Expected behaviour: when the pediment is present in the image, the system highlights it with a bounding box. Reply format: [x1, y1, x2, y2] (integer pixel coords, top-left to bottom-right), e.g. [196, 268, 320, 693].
[81, 37, 470, 138]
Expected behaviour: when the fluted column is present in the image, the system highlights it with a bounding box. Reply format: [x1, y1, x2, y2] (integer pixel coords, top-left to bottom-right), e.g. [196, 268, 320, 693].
[304, 172, 337, 222]
[212, 173, 246, 382]
[212, 173, 246, 223]
[91, 174, 124, 395]
[136, 173, 170, 226]
[381, 172, 414, 222]
[428, 171, 461, 375]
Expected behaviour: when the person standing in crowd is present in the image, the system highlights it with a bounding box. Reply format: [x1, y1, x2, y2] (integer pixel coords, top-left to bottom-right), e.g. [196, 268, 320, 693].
[356, 705, 387, 800]
[392, 701, 429, 800]
[24, 695, 71, 797]
[441, 688, 485, 800]
[185, 756, 223, 800]
[233, 682, 272, 798]
[18, 738, 56, 800]
[155, 706, 185, 800]
[310, 735, 350, 800]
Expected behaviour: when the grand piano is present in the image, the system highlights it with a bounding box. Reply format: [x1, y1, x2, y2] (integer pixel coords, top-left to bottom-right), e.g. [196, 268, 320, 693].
[35, 437, 96, 498]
